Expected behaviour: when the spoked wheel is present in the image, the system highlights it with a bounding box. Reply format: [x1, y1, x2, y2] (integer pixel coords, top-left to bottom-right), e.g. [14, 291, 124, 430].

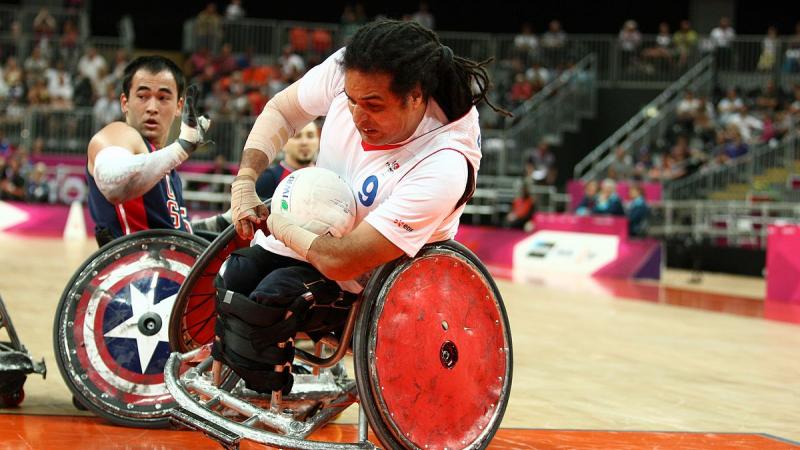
[354, 240, 513, 449]
[52, 230, 208, 428]
[168, 224, 249, 353]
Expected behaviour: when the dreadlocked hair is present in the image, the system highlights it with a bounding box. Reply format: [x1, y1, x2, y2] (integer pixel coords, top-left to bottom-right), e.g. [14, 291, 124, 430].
[343, 19, 511, 121]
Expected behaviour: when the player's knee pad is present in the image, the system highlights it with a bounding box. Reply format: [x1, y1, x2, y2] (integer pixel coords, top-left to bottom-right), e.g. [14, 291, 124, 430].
[212, 275, 315, 394]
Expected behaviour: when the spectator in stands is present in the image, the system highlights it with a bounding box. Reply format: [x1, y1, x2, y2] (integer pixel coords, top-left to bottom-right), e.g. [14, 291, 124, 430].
[754, 79, 783, 113]
[608, 145, 634, 180]
[676, 89, 701, 131]
[26, 77, 51, 106]
[717, 87, 743, 125]
[77, 46, 108, 93]
[47, 61, 74, 110]
[626, 184, 649, 237]
[214, 43, 238, 76]
[93, 84, 122, 127]
[526, 139, 556, 185]
[195, 3, 223, 53]
[24, 46, 49, 86]
[526, 60, 551, 86]
[279, 44, 305, 83]
[783, 22, 800, 73]
[25, 162, 50, 203]
[109, 49, 130, 86]
[59, 19, 80, 68]
[0, 131, 14, 159]
[340, 5, 362, 45]
[757, 26, 779, 72]
[592, 178, 625, 216]
[641, 22, 674, 73]
[727, 104, 763, 144]
[186, 46, 211, 78]
[0, 20, 22, 62]
[32, 8, 57, 40]
[575, 179, 598, 216]
[3, 57, 24, 101]
[713, 125, 748, 164]
[513, 22, 539, 65]
[618, 20, 642, 70]
[204, 79, 234, 118]
[692, 107, 717, 151]
[673, 20, 698, 67]
[1, 155, 26, 201]
[504, 182, 534, 230]
[710, 17, 736, 70]
[225, 0, 245, 21]
[509, 73, 533, 107]
[411, 2, 435, 30]
[541, 20, 567, 66]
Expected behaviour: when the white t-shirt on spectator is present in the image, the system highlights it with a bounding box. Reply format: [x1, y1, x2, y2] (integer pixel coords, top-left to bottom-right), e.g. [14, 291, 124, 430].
[728, 112, 763, 143]
[253, 48, 481, 291]
[710, 27, 735, 48]
[78, 54, 108, 85]
[46, 70, 73, 100]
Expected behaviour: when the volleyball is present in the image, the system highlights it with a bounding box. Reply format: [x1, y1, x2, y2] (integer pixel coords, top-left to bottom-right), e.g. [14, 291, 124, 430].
[270, 167, 357, 238]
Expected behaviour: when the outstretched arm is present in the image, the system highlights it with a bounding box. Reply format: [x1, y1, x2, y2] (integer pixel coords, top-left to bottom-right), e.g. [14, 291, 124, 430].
[231, 81, 317, 240]
[89, 86, 210, 204]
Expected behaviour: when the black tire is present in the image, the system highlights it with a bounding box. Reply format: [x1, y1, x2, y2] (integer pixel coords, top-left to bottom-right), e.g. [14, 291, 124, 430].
[53, 230, 208, 428]
[353, 240, 513, 449]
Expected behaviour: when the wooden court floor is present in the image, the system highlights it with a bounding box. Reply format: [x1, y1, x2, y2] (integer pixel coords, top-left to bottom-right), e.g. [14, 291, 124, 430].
[1, 234, 799, 449]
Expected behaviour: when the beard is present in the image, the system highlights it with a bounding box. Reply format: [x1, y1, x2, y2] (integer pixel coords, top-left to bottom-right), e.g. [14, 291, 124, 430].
[294, 154, 314, 165]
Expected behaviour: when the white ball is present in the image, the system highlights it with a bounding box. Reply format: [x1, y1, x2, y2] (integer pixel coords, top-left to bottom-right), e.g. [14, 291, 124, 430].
[271, 167, 357, 238]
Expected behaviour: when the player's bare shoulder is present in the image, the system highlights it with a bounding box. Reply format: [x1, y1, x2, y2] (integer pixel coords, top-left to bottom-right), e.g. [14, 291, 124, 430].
[87, 122, 149, 170]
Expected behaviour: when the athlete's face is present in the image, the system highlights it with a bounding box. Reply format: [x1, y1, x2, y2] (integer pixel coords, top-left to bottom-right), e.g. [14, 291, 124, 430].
[120, 69, 183, 147]
[344, 70, 426, 146]
[284, 121, 319, 168]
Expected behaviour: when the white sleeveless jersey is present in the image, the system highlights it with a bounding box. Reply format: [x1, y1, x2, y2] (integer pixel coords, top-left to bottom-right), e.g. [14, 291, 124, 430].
[254, 48, 482, 288]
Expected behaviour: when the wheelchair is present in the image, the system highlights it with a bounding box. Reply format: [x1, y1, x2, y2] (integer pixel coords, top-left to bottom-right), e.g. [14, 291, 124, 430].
[54, 226, 513, 448]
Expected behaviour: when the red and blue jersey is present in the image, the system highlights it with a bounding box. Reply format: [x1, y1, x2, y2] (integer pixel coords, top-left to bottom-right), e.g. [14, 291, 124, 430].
[87, 137, 192, 242]
[255, 161, 295, 200]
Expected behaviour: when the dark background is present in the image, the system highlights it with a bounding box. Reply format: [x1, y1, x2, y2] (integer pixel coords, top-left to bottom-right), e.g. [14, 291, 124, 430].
[75, 0, 799, 51]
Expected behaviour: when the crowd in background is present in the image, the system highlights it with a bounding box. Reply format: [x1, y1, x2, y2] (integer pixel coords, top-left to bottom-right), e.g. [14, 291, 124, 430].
[603, 82, 800, 184]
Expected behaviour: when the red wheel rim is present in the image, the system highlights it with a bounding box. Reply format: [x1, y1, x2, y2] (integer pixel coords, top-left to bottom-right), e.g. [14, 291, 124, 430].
[371, 254, 509, 448]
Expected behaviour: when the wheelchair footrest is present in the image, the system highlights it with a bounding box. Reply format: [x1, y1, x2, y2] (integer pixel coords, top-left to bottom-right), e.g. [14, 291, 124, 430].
[171, 407, 241, 450]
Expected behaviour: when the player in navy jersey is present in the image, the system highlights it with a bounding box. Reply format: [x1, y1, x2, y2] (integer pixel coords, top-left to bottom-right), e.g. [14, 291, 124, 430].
[86, 56, 210, 246]
[255, 121, 319, 198]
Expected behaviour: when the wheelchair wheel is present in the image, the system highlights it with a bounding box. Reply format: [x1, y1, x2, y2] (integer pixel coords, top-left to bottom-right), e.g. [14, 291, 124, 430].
[53, 230, 208, 428]
[169, 224, 248, 353]
[354, 240, 513, 449]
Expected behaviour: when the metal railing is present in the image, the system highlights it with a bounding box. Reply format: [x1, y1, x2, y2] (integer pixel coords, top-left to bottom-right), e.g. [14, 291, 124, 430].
[649, 199, 800, 249]
[481, 53, 597, 177]
[573, 55, 714, 181]
[666, 133, 800, 201]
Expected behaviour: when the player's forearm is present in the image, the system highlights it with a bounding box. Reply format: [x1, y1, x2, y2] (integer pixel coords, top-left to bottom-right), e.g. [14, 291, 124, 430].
[306, 236, 375, 281]
[93, 144, 187, 204]
[237, 148, 270, 179]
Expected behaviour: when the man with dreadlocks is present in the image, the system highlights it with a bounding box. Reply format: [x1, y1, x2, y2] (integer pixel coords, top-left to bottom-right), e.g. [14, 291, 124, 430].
[211, 19, 508, 394]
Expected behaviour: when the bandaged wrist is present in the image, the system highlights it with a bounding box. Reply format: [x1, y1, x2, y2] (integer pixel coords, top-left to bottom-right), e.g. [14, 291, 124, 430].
[93, 144, 188, 203]
[237, 167, 258, 182]
[231, 176, 263, 221]
[267, 214, 318, 259]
